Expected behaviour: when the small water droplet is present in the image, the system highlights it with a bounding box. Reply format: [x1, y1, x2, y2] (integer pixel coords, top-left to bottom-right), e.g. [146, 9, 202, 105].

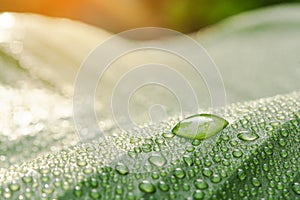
[232, 149, 243, 158]
[172, 114, 228, 140]
[89, 188, 101, 199]
[193, 190, 205, 200]
[211, 174, 222, 183]
[148, 155, 166, 167]
[76, 159, 87, 167]
[252, 177, 261, 187]
[139, 180, 156, 193]
[192, 139, 201, 146]
[194, 179, 208, 189]
[162, 132, 175, 138]
[237, 131, 259, 141]
[237, 169, 247, 181]
[293, 182, 300, 195]
[73, 186, 83, 197]
[202, 168, 213, 177]
[8, 182, 20, 191]
[42, 184, 54, 194]
[22, 175, 33, 184]
[158, 181, 169, 192]
[183, 156, 193, 166]
[280, 149, 288, 158]
[174, 168, 186, 179]
[115, 164, 129, 175]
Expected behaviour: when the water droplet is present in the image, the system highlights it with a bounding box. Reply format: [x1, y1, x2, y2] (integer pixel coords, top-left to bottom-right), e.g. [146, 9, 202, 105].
[251, 177, 261, 187]
[194, 179, 208, 189]
[115, 164, 129, 175]
[139, 180, 156, 193]
[183, 183, 190, 191]
[202, 168, 213, 177]
[22, 175, 33, 184]
[174, 168, 186, 179]
[89, 177, 99, 188]
[142, 144, 152, 152]
[42, 184, 54, 194]
[193, 190, 205, 200]
[162, 132, 175, 138]
[158, 181, 169, 192]
[293, 182, 300, 195]
[8, 182, 20, 191]
[148, 155, 166, 167]
[211, 174, 222, 183]
[280, 149, 288, 158]
[183, 156, 193, 166]
[151, 172, 160, 179]
[76, 159, 87, 167]
[232, 149, 243, 158]
[237, 169, 247, 181]
[89, 188, 101, 199]
[237, 131, 259, 141]
[155, 138, 165, 145]
[185, 145, 195, 152]
[73, 186, 82, 197]
[192, 139, 201, 146]
[172, 114, 228, 140]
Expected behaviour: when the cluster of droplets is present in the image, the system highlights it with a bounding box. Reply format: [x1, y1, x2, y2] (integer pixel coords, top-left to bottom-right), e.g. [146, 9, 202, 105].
[0, 84, 76, 168]
[0, 92, 299, 199]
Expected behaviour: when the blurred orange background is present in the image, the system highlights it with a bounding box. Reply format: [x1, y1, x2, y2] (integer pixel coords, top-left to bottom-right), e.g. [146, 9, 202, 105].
[1, 0, 299, 33]
[0, 0, 167, 33]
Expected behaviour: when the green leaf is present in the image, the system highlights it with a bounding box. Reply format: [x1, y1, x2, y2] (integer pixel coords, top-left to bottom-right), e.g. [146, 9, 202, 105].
[198, 4, 300, 102]
[0, 4, 300, 200]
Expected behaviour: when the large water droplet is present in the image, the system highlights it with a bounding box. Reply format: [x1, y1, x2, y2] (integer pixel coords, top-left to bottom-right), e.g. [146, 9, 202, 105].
[172, 114, 228, 140]
[237, 131, 259, 141]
